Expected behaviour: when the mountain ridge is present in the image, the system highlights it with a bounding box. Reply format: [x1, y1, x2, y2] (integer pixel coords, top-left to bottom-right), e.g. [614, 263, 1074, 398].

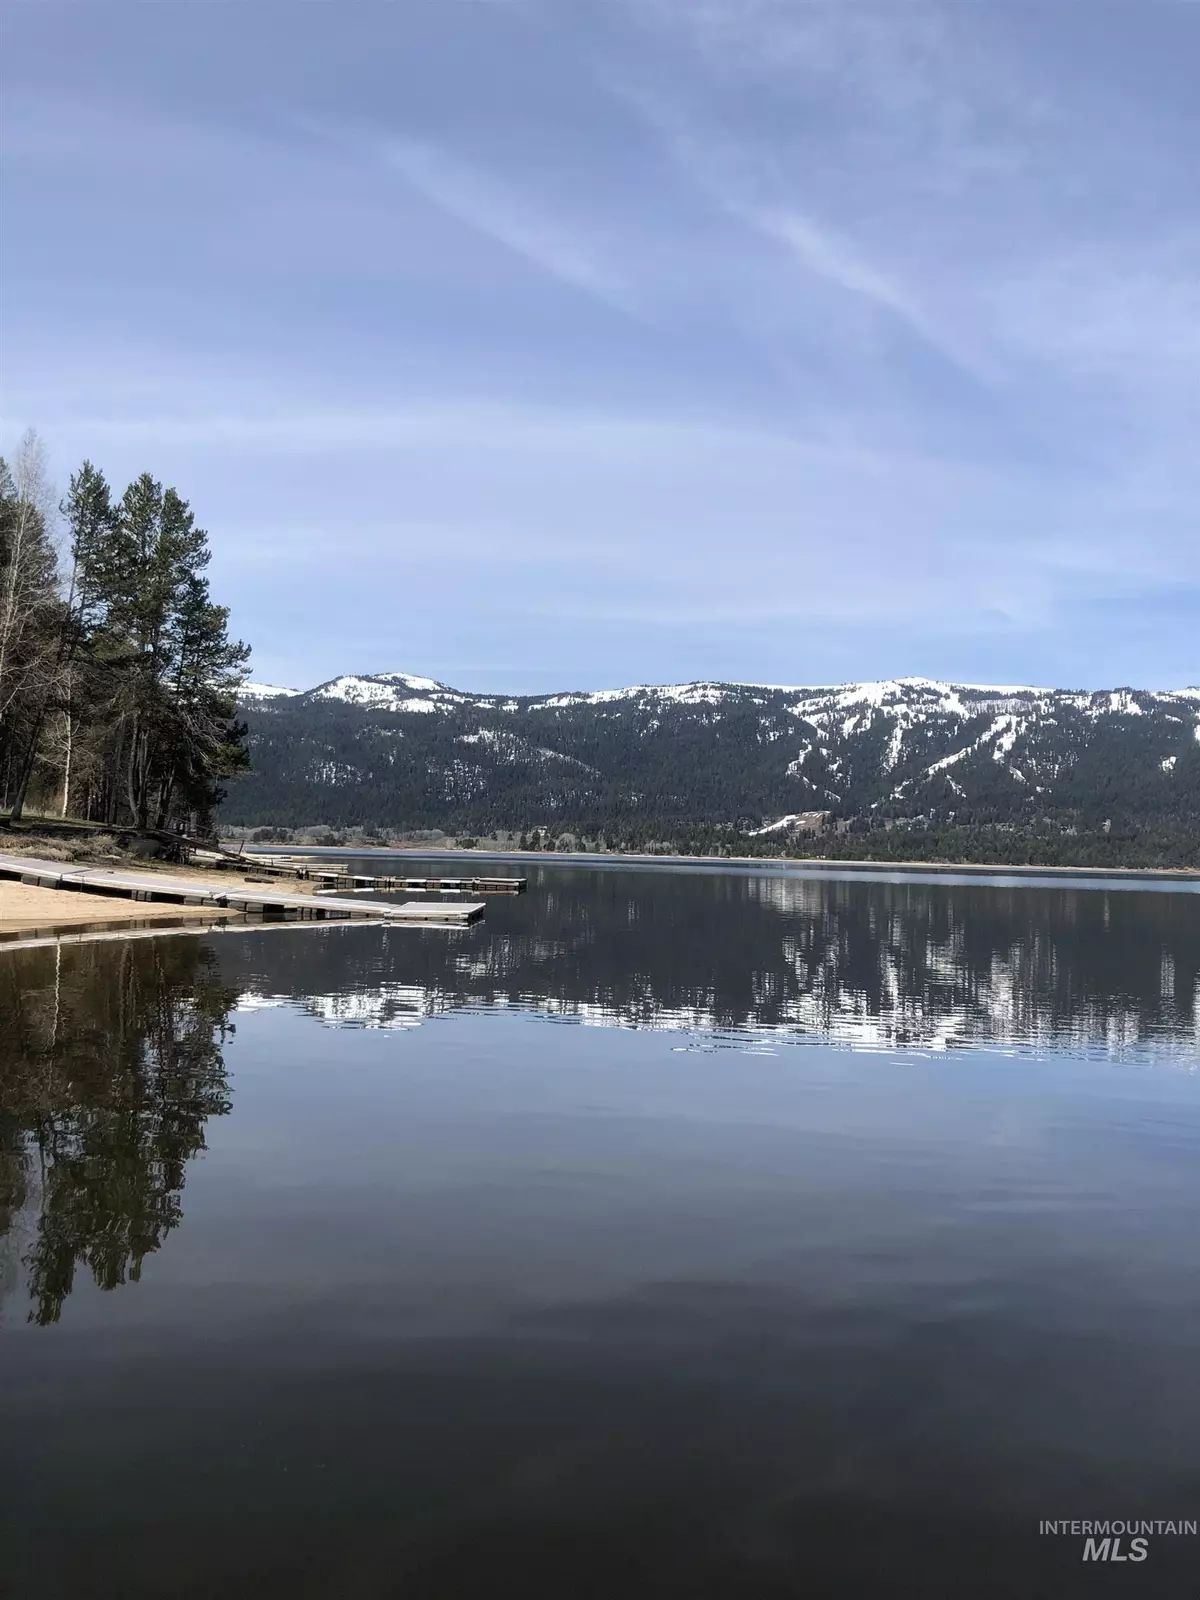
[227, 671, 1200, 862]
[244, 670, 1200, 706]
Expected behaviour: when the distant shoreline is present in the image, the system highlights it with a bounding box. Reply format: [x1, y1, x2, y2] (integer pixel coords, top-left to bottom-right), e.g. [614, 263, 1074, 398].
[247, 843, 1200, 885]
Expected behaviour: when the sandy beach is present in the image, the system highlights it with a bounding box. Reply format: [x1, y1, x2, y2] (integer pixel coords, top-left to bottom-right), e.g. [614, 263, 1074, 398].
[0, 876, 260, 934]
[0, 860, 323, 934]
[0, 880, 237, 932]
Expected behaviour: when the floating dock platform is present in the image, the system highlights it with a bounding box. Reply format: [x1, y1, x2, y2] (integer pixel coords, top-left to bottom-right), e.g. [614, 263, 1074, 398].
[307, 870, 525, 894]
[0, 853, 485, 926]
[206, 852, 525, 895]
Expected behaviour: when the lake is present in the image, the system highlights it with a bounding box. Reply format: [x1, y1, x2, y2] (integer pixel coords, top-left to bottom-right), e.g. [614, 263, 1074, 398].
[2, 858, 1198, 1597]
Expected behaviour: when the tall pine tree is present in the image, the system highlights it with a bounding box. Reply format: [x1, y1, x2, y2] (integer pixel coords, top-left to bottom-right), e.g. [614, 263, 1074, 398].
[98, 474, 249, 829]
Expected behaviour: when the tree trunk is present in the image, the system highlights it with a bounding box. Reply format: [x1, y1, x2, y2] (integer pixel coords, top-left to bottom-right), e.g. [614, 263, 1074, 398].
[127, 727, 143, 829]
[60, 709, 73, 817]
[155, 773, 176, 832]
[9, 703, 50, 822]
[107, 716, 126, 826]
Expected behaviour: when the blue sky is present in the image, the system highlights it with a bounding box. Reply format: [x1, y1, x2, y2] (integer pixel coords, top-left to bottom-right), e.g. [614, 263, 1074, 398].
[2, 1, 1197, 693]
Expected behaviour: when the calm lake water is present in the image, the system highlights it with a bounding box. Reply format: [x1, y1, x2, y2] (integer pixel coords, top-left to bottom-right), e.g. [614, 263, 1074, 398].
[2, 858, 1199, 1598]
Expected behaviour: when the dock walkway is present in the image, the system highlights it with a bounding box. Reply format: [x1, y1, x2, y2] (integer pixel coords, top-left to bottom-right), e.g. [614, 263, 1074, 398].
[307, 869, 525, 894]
[0, 853, 485, 925]
[205, 853, 525, 895]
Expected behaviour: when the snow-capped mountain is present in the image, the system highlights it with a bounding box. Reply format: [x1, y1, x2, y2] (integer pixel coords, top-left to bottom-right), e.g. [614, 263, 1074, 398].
[232, 672, 1200, 842]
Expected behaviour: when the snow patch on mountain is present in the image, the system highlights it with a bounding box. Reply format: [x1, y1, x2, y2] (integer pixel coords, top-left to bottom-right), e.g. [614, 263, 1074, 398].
[537, 746, 600, 771]
[884, 722, 906, 771]
[750, 815, 799, 836]
[310, 673, 468, 712]
[241, 682, 301, 700]
[530, 681, 738, 710]
[310, 760, 359, 785]
[748, 811, 829, 837]
[456, 728, 600, 773]
[1106, 690, 1143, 715]
[925, 716, 1023, 779]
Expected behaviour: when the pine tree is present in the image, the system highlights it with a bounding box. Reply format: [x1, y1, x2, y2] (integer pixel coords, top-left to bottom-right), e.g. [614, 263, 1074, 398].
[89, 474, 249, 830]
[0, 432, 61, 815]
[50, 462, 117, 815]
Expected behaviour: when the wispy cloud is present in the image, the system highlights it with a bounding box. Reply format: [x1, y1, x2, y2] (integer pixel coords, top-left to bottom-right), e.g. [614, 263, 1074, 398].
[3, 0, 1198, 689]
[617, 0, 1200, 413]
[742, 206, 976, 373]
[382, 137, 632, 309]
[753, 211, 914, 319]
[607, 75, 988, 376]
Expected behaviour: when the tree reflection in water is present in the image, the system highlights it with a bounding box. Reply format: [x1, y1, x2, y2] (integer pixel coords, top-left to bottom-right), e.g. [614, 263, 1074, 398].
[0, 938, 238, 1325]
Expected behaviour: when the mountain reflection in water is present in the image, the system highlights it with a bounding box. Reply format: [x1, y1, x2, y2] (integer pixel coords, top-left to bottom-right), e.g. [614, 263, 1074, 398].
[227, 862, 1198, 1059]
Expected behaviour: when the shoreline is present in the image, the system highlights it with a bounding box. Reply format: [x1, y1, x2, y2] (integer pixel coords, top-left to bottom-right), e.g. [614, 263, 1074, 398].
[0, 856, 324, 936]
[0, 852, 483, 937]
[247, 842, 1200, 884]
[4, 838, 1195, 939]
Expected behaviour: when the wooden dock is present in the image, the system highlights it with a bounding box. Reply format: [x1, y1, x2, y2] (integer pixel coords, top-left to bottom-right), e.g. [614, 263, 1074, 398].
[208, 852, 526, 894]
[307, 870, 525, 894]
[0, 853, 486, 926]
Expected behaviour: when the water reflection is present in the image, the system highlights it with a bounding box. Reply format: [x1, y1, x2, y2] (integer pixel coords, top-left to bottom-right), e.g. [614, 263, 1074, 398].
[1, 865, 1195, 1324]
[2, 866, 1199, 1595]
[0, 939, 238, 1325]
[224, 863, 1200, 1060]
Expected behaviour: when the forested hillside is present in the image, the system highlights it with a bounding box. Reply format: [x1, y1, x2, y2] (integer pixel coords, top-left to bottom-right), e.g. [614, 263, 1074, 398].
[225, 672, 1200, 865]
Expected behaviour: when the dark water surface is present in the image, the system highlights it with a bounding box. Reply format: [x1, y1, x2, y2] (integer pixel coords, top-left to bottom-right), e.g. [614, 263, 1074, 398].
[2, 859, 1198, 1598]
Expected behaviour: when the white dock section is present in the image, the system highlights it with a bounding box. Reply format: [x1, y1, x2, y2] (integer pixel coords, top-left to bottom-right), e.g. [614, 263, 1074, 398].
[310, 870, 525, 894]
[0, 853, 485, 926]
[239, 854, 526, 894]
